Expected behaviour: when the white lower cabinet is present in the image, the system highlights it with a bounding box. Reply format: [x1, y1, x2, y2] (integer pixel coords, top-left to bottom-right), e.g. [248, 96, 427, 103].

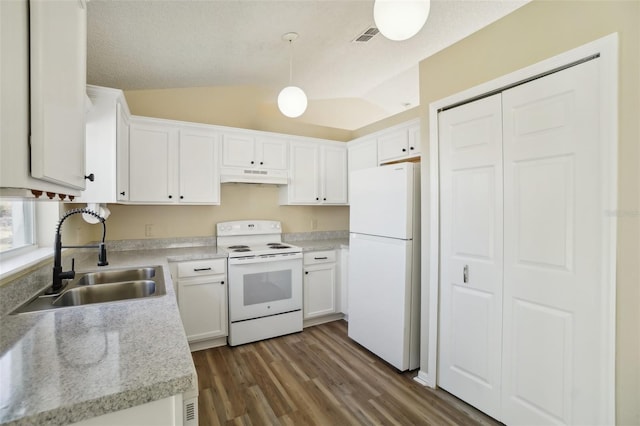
[70, 395, 189, 426]
[175, 259, 228, 350]
[303, 250, 337, 320]
[338, 247, 349, 316]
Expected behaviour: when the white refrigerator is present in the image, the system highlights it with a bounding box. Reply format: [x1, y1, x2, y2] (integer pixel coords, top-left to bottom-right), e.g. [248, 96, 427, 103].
[348, 162, 420, 371]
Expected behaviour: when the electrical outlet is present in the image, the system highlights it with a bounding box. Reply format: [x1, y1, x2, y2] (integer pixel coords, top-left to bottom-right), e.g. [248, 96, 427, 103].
[145, 224, 154, 237]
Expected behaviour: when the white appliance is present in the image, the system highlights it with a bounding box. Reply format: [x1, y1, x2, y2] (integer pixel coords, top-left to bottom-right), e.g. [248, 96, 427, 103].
[217, 220, 303, 346]
[348, 162, 420, 371]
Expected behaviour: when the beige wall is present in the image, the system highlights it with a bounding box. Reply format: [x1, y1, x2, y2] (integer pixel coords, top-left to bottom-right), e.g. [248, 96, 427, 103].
[350, 106, 420, 139]
[124, 86, 354, 141]
[417, 0, 639, 423]
[64, 185, 349, 243]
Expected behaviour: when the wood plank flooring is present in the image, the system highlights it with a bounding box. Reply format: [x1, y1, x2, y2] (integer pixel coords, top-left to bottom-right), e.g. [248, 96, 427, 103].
[192, 320, 500, 425]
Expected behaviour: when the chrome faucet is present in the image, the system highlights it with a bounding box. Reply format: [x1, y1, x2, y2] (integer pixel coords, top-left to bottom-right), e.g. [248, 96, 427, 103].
[51, 208, 108, 293]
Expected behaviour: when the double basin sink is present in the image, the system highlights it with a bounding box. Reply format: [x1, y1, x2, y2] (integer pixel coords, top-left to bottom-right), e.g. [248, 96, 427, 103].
[11, 266, 166, 314]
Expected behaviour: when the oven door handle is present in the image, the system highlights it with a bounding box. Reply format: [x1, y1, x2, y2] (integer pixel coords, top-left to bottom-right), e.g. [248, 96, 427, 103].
[228, 252, 302, 265]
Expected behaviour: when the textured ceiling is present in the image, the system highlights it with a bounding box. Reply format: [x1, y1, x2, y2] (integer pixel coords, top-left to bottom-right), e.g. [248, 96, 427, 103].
[87, 0, 529, 130]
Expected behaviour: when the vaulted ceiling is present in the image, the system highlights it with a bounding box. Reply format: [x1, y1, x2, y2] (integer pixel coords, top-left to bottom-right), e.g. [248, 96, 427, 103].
[87, 0, 529, 130]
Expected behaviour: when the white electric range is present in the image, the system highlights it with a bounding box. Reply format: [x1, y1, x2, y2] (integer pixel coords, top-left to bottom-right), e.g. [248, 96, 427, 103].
[216, 220, 303, 346]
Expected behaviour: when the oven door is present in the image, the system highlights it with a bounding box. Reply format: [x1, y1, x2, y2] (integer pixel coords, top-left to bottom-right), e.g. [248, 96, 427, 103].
[228, 252, 302, 322]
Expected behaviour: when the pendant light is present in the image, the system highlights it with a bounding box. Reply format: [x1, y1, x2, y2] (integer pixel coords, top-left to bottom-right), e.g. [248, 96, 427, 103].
[278, 32, 307, 118]
[374, 0, 430, 41]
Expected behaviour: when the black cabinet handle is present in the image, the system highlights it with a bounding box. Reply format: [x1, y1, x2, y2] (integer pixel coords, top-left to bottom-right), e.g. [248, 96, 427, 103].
[220, 281, 225, 285]
[84, 173, 95, 182]
[260, 161, 264, 165]
[168, 195, 173, 199]
[402, 148, 407, 152]
[194, 267, 212, 272]
[180, 195, 184, 199]
[120, 191, 126, 196]
[410, 146, 415, 150]
[314, 257, 328, 260]
[250, 161, 255, 164]
[316, 197, 319, 201]
[323, 197, 327, 201]
[305, 271, 309, 275]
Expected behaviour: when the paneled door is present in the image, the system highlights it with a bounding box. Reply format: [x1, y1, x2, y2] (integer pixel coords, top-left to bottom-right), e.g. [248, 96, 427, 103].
[501, 59, 603, 425]
[438, 94, 504, 420]
[438, 58, 607, 425]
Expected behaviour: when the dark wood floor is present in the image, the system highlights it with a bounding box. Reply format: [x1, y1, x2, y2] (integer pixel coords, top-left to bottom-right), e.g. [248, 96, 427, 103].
[192, 320, 500, 425]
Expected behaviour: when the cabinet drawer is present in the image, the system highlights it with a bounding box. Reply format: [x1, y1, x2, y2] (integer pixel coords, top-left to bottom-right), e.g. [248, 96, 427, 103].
[178, 258, 226, 277]
[304, 250, 336, 265]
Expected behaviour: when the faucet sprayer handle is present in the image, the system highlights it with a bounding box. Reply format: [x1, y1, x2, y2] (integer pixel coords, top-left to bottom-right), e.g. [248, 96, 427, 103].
[98, 243, 109, 267]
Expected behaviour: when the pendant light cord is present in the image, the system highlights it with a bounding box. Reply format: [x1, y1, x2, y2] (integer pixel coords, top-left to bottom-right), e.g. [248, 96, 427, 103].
[288, 40, 293, 85]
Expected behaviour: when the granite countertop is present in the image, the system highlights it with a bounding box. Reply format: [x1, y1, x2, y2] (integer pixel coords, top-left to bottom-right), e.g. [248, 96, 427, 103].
[292, 239, 349, 252]
[0, 245, 226, 426]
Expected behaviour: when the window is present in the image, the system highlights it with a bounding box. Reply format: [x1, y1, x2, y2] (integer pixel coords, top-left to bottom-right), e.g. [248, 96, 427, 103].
[0, 200, 36, 255]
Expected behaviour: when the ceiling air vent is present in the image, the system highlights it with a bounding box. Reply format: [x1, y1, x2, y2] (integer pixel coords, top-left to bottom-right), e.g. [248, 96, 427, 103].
[353, 27, 379, 43]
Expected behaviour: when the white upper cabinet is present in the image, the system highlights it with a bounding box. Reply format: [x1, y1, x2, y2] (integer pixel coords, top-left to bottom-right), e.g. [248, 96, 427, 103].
[75, 86, 130, 203]
[128, 121, 177, 203]
[0, 0, 86, 198]
[116, 103, 130, 201]
[377, 119, 421, 164]
[179, 127, 221, 204]
[29, 0, 87, 190]
[222, 132, 287, 170]
[128, 118, 220, 205]
[348, 137, 378, 173]
[321, 144, 349, 204]
[280, 140, 347, 205]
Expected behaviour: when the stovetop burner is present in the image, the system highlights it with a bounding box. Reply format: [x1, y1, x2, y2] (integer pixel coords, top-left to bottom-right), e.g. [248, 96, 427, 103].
[217, 220, 301, 258]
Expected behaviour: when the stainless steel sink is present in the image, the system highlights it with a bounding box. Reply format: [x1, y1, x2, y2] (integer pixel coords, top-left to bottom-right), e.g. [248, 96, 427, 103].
[52, 280, 158, 307]
[10, 266, 166, 314]
[75, 267, 157, 286]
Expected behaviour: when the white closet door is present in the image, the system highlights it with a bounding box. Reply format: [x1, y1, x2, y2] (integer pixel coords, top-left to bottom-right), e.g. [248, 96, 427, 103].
[438, 94, 504, 420]
[501, 59, 604, 425]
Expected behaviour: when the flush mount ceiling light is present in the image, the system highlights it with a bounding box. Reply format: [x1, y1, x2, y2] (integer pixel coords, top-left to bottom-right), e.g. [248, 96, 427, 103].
[373, 0, 431, 41]
[277, 32, 307, 118]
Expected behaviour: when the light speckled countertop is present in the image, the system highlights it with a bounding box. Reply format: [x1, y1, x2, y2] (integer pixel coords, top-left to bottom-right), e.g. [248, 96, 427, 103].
[0, 245, 225, 426]
[292, 239, 349, 252]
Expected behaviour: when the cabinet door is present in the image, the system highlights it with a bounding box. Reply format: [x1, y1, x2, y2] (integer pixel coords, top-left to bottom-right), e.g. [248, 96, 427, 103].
[222, 133, 255, 167]
[179, 128, 220, 204]
[288, 142, 319, 203]
[348, 138, 377, 172]
[377, 129, 408, 163]
[179, 278, 228, 342]
[29, 0, 86, 190]
[408, 124, 421, 155]
[304, 264, 336, 319]
[116, 103, 130, 201]
[129, 122, 177, 202]
[256, 136, 288, 170]
[321, 145, 348, 204]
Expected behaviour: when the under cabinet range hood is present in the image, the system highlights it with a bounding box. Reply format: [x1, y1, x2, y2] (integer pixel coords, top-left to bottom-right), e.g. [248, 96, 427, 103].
[219, 166, 288, 185]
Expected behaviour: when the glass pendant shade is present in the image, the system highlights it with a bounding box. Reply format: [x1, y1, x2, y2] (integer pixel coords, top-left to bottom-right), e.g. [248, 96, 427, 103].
[374, 0, 430, 41]
[278, 86, 307, 118]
